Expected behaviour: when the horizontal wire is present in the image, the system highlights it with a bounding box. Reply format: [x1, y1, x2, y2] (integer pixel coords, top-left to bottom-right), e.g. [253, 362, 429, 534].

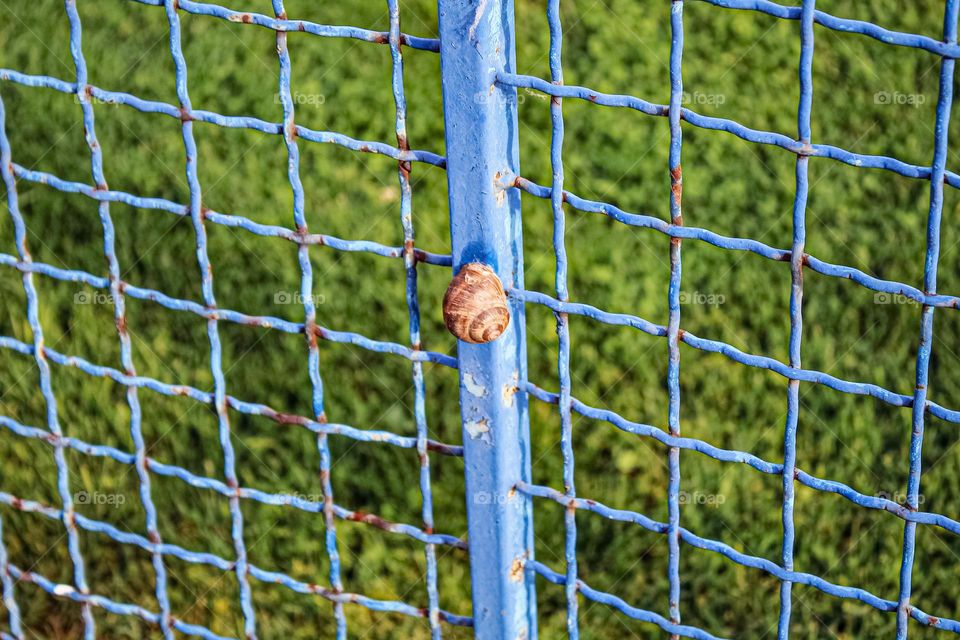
[8, 565, 232, 640]
[0, 493, 473, 629]
[0, 415, 466, 548]
[700, 0, 960, 59]
[0, 70, 445, 167]
[515, 289, 960, 424]
[522, 485, 960, 634]
[0, 335, 462, 456]
[128, 0, 441, 52]
[528, 560, 726, 640]
[523, 381, 960, 534]
[497, 72, 960, 189]
[12, 164, 452, 267]
[512, 175, 960, 310]
[0, 253, 457, 369]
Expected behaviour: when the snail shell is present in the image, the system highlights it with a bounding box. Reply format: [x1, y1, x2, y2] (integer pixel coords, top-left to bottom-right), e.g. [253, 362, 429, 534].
[443, 263, 510, 344]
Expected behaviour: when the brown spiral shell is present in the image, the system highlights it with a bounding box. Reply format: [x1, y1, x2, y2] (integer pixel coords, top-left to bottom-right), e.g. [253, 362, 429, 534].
[442, 263, 511, 344]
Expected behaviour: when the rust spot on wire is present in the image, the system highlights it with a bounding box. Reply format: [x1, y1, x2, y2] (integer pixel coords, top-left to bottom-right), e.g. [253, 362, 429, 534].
[670, 164, 683, 208]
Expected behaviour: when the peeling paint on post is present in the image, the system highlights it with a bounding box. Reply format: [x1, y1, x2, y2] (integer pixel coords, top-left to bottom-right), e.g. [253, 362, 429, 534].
[438, 0, 537, 638]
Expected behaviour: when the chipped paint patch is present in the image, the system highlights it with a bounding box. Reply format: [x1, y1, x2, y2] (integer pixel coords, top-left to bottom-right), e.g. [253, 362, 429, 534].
[53, 584, 75, 597]
[502, 371, 519, 407]
[494, 171, 507, 207]
[509, 556, 524, 582]
[465, 418, 492, 444]
[463, 372, 487, 397]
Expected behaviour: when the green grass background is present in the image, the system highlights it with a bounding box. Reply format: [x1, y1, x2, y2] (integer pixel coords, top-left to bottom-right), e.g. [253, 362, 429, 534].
[2, 0, 960, 637]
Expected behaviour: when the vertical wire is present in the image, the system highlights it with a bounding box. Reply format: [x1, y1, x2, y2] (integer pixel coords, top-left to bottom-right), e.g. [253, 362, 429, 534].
[386, 1, 442, 636]
[666, 2, 685, 636]
[0, 90, 96, 640]
[161, 2, 257, 635]
[63, 1, 174, 636]
[0, 515, 21, 639]
[778, 1, 815, 638]
[547, 0, 579, 636]
[269, 1, 347, 636]
[895, 2, 959, 637]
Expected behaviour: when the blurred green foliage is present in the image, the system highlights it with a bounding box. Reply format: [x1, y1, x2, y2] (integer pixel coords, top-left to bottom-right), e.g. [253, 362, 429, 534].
[1, 0, 960, 638]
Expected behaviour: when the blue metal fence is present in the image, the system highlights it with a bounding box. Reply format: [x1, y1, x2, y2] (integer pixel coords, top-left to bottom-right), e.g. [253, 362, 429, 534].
[0, 1, 465, 639]
[1, 0, 960, 638]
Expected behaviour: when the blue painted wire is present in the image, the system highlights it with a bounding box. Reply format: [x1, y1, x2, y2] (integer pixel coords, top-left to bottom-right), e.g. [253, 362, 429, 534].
[7, 563, 232, 640]
[510, 176, 960, 309]
[0, 333, 461, 457]
[896, 2, 960, 637]
[545, 1, 579, 636]
[0, 516, 21, 639]
[496, 72, 960, 190]
[270, 2, 348, 634]
[128, 0, 441, 52]
[0, 86, 96, 640]
[701, 0, 960, 59]
[666, 2, 685, 634]
[0, 253, 457, 368]
[0, 492, 473, 631]
[162, 1, 256, 634]
[0, 414, 465, 549]
[528, 559, 725, 640]
[778, 2, 814, 636]
[384, 1, 443, 636]
[63, 1, 175, 635]
[10, 163, 451, 265]
[523, 380, 960, 535]
[519, 483, 960, 634]
[514, 288, 960, 423]
[0, 69, 445, 168]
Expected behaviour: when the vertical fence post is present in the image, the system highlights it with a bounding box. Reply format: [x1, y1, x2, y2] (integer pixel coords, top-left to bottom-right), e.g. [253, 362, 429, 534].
[438, 1, 537, 638]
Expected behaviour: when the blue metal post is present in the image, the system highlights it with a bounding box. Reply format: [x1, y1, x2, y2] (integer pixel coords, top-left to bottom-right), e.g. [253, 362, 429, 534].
[438, 1, 537, 638]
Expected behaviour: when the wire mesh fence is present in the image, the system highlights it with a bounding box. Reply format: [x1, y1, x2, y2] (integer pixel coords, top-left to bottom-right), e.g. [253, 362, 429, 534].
[495, 0, 960, 638]
[1, 0, 959, 639]
[0, 1, 465, 638]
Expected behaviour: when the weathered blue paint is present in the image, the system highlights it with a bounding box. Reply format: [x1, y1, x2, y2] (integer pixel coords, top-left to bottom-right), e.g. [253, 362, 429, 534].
[64, 0, 174, 635]
[0, 73, 96, 640]
[778, 2, 814, 636]
[666, 2, 685, 636]
[386, 0, 444, 635]
[2, 0, 960, 638]
[437, 0, 537, 638]
[544, 0, 579, 636]
[496, 72, 960, 189]
[896, 3, 959, 638]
